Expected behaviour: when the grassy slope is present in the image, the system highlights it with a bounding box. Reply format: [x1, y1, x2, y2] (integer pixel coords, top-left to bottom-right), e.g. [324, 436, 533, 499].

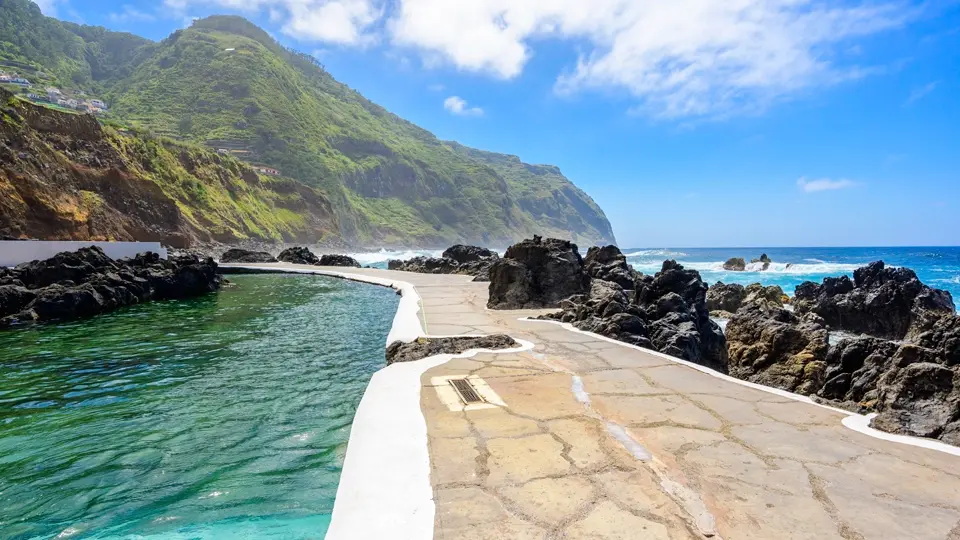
[2, 88, 337, 244]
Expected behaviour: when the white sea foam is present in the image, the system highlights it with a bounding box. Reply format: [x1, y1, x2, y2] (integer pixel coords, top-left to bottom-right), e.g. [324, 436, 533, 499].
[627, 259, 861, 276]
[624, 249, 688, 258]
[347, 249, 444, 266]
[933, 275, 960, 285]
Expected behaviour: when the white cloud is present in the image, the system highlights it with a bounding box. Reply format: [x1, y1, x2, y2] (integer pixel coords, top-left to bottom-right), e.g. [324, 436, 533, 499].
[443, 96, 483, 116]
[164, 0, 917, 119]
[32, 0, 58, 16]
[164, 0, 382, 45]
[282, 0, 382, 45]
[905, 81, 938, 105]
[109, 5, 156, 23]
[428, 83, 445, 92]
[797, 177, 859, 193]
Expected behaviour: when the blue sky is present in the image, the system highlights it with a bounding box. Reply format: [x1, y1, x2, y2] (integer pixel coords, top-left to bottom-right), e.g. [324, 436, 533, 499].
[36, 0, 960, 247]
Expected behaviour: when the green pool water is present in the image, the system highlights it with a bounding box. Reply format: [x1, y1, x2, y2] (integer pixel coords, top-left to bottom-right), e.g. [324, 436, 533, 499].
[0, 274, 399, 539]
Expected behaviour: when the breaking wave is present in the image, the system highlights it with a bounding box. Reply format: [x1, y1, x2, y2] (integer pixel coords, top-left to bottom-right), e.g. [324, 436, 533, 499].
[623, 249, 689, 258]
[347, 249, 444, 266]
[626, 260, 862, 276]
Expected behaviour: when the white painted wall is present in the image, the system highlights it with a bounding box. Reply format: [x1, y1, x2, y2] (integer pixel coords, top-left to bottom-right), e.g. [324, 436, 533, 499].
[0, 241, 167, 267]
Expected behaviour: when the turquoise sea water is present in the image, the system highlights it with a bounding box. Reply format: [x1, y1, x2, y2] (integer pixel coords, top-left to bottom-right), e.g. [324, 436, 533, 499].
[0, 274, 398, 539]
[621, 246, 960, 305]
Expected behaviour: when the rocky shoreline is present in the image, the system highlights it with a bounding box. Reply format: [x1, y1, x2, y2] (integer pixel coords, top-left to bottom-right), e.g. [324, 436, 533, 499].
[9, 239, 958, 446]
[0, 246, 221, 327]
[482, 236, 960, 446]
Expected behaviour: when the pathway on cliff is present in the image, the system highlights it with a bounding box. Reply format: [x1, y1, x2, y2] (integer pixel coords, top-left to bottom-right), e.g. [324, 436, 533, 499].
[230, 264, 960, 539]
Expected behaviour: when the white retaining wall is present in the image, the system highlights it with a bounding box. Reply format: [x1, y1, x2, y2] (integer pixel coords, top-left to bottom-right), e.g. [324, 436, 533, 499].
[0, 241, 167, 267]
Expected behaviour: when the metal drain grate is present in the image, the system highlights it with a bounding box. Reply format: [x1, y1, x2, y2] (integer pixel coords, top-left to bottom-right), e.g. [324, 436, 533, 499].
[450, 378, 484, 405]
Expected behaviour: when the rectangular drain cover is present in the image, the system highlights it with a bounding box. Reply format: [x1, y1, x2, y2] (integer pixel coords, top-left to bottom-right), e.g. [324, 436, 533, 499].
[450, 378, 484, 405]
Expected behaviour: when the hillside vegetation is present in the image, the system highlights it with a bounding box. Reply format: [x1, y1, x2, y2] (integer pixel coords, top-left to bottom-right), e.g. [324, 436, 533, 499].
[1, 88, 339, 245]
[0, 1, 616, 247]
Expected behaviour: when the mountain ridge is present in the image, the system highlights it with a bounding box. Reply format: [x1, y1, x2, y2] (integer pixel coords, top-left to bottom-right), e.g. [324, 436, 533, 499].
[0, 2, 617, 247]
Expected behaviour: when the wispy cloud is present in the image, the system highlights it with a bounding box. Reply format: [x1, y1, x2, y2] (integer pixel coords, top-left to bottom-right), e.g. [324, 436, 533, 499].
[443, 96, 483, 116]
[905, 81, 939, 105]
[428, 83, 445, 92]
[797, 177, 859, 193]
[109, 5, 156, 23]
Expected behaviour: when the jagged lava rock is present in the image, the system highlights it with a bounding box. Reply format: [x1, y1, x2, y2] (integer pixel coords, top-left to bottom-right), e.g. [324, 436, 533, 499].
[794, 261, 955, 339]
[723, 258, 746, 271]
[707, 282, 747, 313]
[1, 247, 221, 327]
[543, 259, 727, 372]
[318, 254, 361, 267]
[634, 261, 728, 372]
[583, 245, 639, 290]
[726, 299, 830, 395]
[220, 248, 278, 263]
[442, 245, 497, 264]
[277, 246, 320, 265]
[388, 256, 460, 274]
[386, 334, 518, 365]
[487, 236, 590, 309]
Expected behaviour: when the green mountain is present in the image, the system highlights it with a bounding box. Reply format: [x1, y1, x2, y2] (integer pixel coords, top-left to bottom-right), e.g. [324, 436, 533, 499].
[0, 1, 617, 247]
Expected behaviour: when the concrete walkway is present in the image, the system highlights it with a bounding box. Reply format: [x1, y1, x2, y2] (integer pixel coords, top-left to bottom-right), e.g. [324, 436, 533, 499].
[230, 265, 960, 539]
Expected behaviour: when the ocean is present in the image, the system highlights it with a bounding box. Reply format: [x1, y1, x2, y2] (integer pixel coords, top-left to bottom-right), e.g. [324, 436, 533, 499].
[349, 246, 960, 306]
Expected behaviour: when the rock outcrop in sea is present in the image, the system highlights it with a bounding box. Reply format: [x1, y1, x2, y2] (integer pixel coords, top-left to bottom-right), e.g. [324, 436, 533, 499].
[722, 254, 773, 271]
[388, 244, 499, 281]
[723, 258, 746, 271]
[1, 246, 221, 327]
[487, 236, 589, 309]
[794, 260, 955, 340]
[220, 248, 278, 263]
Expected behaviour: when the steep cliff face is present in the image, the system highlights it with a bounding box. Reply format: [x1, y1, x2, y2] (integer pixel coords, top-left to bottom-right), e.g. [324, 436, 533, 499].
[0, 89, 339, 246]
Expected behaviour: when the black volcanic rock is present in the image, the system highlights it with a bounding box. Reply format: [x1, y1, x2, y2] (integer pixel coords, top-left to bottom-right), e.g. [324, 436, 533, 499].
[707, 282, 747, 313]
[386, 334, 518, 365]
[1, 247, 221, 327]
[442, 245, 497, 264]
[277, 246, 320, 265]
[220, 248, 277, 263]
[872, 361, 959, 444]
[389, 256, 460, 274]
[794, 261, 955, 340]
[487, 236, 589, 309]
[318, 254, 361, 267]
[583, 245, 639, 290]
[388, 246, 497, 281]
[541, 259, 727, 372]
[723, 257, 746, 271]
[726, 299, 830, 395]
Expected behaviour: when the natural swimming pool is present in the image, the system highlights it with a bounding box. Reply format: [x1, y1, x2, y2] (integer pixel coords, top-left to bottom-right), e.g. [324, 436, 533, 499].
[0, 274, 399, 539]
